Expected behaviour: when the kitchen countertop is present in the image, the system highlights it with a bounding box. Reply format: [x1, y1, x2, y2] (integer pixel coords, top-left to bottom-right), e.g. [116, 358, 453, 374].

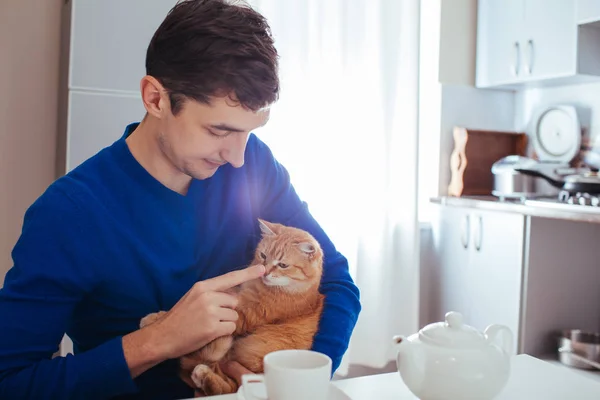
[197, 355, 600, 400]
[431, 195, 600, 223]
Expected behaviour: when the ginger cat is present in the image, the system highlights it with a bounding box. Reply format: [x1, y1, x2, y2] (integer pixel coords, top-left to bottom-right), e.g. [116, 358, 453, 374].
[140, 219, 325, 396]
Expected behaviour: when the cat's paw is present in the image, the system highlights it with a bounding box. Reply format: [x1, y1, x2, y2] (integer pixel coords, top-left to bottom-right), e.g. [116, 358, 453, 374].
[191, 364, 212, 389]
[139, 311, 166, 328]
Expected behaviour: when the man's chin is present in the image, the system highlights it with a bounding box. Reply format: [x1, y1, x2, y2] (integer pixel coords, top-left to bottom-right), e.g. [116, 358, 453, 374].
[186, 167, 218, 181]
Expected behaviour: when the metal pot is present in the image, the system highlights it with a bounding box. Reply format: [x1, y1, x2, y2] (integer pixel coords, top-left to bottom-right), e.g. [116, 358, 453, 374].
[557, 330, 600, 370]
[491, 156, 562, 199]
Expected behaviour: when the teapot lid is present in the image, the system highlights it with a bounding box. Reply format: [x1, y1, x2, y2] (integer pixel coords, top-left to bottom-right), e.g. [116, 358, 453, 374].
[419, 312, 486, 349]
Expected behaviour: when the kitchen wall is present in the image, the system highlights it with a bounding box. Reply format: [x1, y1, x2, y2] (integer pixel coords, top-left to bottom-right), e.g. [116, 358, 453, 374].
[438, 85, 515, 197]
[515, 81, 600, 144]
[0, 0, 62, 285]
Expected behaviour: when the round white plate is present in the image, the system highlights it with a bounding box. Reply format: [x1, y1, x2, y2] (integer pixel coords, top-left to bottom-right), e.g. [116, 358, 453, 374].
[532, 105, 581, 163]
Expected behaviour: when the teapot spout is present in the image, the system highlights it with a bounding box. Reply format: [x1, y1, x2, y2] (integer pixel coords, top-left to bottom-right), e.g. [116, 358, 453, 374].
[392, 335, 410, 369]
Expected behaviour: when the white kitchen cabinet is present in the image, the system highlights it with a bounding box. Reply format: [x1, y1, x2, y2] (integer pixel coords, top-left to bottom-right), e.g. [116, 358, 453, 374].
[475, 0, 524, 88]
[522, 0, 577, 81]
[434, 205, 472, 321]
[476, 0, 600, 89]
[425, 200, 600, 380]
[431, 206, 524, 354]
[70, 0, 177, 92]
[468, 209, 524, 355]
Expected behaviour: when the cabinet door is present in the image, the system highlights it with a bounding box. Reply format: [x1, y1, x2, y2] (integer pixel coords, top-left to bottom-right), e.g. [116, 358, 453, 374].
[476, 0, 525, 87]
[70, 0, 178, 92]
[522, 0, 577, 80]
[67, 91, 146, 171]
[468, 210, 525, 354]
[431, 206, 473, 322]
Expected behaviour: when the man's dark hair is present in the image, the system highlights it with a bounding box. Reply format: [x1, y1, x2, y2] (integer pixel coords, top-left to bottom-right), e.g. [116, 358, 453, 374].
[146, 0, 279, 114]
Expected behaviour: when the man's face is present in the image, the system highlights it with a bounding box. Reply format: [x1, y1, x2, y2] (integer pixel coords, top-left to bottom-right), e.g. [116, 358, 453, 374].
[158, 96, 270, 180]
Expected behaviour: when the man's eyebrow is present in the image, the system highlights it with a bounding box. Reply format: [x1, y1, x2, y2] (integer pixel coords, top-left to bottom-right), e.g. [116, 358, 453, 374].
[209, 123, 246, 133]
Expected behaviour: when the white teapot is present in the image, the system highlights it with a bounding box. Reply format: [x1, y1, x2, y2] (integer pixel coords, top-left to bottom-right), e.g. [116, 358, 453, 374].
[393, 311, 513, 400]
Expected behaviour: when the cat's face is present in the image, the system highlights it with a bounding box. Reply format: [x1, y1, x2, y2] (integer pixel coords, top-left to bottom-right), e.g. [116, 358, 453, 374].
[253, 219, 323, 292]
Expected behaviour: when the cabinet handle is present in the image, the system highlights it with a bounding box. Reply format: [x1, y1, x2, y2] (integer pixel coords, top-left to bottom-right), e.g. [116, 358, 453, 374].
[526, 39, 534, 74]
[512, 41, 521, 76]
[460, 215, 470, 249]
[473, 215, 483, 252]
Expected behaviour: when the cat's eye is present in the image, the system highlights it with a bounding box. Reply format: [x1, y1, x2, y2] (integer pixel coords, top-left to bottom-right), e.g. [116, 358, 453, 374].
[278, 263, 289, 269]
[260, 252, 267, 260]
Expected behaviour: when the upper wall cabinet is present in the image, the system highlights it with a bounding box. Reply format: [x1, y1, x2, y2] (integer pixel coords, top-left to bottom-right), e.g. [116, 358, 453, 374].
[475, 0, 600, 90]
[69, 0, 177, 92]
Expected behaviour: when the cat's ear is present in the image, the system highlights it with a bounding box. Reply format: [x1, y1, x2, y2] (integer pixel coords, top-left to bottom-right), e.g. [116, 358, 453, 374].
[297, 242, 316, 255]
[258, 219, 276, 236]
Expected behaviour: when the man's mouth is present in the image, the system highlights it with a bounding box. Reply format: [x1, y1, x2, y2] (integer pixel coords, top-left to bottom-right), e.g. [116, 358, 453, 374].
[205, 159, 226, 168]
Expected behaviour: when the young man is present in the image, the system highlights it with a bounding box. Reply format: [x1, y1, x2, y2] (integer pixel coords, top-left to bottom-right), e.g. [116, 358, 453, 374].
[0, 0, 361, 399]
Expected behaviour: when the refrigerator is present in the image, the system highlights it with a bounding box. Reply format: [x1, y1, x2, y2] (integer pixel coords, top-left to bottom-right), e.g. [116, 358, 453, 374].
[56, 0, 178, 356]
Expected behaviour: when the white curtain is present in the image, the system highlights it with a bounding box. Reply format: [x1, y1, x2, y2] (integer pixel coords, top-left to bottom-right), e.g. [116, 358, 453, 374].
[249, 0, 421, 375]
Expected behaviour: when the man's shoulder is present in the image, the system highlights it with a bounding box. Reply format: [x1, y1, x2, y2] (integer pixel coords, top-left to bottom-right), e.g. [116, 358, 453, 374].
[27, 177, 92, 223]
[30, 142, 120, 218]
[244, 133, 278, 169]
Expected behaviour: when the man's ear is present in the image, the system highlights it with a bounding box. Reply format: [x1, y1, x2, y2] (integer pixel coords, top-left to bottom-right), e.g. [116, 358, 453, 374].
[140, 75, 170, 119]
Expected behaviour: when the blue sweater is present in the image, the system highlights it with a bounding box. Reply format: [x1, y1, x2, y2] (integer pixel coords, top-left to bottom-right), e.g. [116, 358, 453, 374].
[0, 123, 361, 400]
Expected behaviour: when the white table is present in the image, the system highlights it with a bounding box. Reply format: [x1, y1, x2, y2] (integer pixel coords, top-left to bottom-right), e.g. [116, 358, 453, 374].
[196, 355, 600, 399]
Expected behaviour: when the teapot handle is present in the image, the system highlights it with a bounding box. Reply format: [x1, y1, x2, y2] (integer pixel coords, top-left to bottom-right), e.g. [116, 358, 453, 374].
[484, 324, 514, 355]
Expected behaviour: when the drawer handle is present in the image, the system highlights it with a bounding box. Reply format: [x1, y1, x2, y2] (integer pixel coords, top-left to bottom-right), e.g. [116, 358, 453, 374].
[473, 215, 482, 252]
[460, 215, 470, 249]
[526, 39, 534, 74]
[512, 41, 521, 76]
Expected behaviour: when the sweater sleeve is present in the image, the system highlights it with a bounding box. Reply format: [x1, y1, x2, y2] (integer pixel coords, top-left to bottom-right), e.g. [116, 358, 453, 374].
[0, 188, 137, 400]
[250, 137, 361, 373]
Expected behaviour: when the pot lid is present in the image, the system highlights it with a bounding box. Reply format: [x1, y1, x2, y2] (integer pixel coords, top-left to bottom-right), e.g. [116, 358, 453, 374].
[532, 105, 581, 163]
[419, 312, 486, 349]
[491, 155, 538, 173]
[565, 171, 600, 184]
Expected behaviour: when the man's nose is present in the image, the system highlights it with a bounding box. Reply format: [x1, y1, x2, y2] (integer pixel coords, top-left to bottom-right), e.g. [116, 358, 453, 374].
[222, 133, 248, 168]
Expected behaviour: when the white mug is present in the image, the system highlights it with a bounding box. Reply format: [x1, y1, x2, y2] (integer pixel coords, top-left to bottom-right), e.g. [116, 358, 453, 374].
[241, 349, 332, 400]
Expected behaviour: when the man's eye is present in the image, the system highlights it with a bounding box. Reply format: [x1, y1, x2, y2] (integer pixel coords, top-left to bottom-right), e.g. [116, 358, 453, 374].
[207, 128, 229, 138]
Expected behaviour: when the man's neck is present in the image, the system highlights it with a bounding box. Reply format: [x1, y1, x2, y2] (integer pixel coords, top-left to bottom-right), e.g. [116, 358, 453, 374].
[125, 118, 192, 195]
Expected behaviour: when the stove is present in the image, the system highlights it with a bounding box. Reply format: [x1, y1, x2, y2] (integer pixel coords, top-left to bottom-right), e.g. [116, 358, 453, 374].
[524, 191, 600, 213]
[558, 190, 600, 206]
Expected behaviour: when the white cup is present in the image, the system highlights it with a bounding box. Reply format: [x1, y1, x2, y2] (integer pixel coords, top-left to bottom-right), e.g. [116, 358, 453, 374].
[241, 349, 332, 400]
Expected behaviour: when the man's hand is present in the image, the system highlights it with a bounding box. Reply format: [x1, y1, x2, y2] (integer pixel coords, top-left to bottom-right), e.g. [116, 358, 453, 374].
[221, 361, 253, 386]
[122, 264, 266, 378]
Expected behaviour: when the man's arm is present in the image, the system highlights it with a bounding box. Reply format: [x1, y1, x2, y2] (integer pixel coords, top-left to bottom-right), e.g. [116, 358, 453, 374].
[0, 190, 138, 400]
[249, 136, 361, 372]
